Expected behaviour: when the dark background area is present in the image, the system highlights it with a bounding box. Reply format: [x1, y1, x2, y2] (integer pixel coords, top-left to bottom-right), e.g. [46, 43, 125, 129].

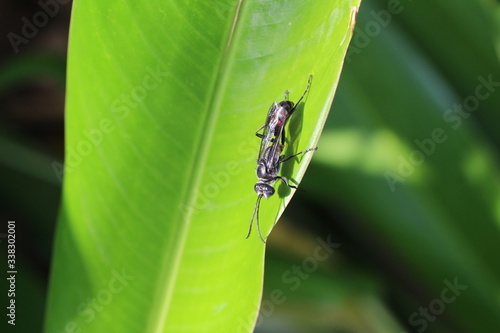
[1, 1, 71, 331]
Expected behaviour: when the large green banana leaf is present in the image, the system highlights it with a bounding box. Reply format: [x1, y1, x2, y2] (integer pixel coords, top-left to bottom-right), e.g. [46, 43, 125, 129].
[44, 1, 360, 332]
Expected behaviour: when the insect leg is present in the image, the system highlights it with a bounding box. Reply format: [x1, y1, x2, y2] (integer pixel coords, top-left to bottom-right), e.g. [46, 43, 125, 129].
[255, 124, 266, 139]
[256, 133, 277, 144]
[281, 147, 318, 163]
[276, 176, 297, 189]
[289, 75, 313, 116]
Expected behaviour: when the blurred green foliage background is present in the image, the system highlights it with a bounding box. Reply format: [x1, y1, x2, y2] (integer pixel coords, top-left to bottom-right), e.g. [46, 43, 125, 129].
[0, 0, 499, 332]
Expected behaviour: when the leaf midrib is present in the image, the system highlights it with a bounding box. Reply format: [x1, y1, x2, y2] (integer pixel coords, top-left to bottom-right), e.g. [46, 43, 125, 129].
[146, 1, 245, 332]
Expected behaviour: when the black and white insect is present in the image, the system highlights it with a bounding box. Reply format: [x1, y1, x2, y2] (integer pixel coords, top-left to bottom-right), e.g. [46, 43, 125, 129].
[247, 75, 317, 243]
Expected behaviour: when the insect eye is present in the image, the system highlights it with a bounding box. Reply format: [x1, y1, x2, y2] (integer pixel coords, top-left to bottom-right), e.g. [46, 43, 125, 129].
[262, 187, 275, 198]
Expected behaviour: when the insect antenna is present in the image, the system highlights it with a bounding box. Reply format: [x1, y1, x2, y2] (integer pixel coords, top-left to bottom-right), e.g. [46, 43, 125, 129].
[246, 195, 267, 244]
[247, 195, 261, 238]
[255, 203, 267, 244]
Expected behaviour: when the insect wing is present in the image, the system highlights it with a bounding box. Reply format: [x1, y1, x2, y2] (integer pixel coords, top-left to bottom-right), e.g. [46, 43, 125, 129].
[257, 102, 278, 159]
[265, 123, 285, 170]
